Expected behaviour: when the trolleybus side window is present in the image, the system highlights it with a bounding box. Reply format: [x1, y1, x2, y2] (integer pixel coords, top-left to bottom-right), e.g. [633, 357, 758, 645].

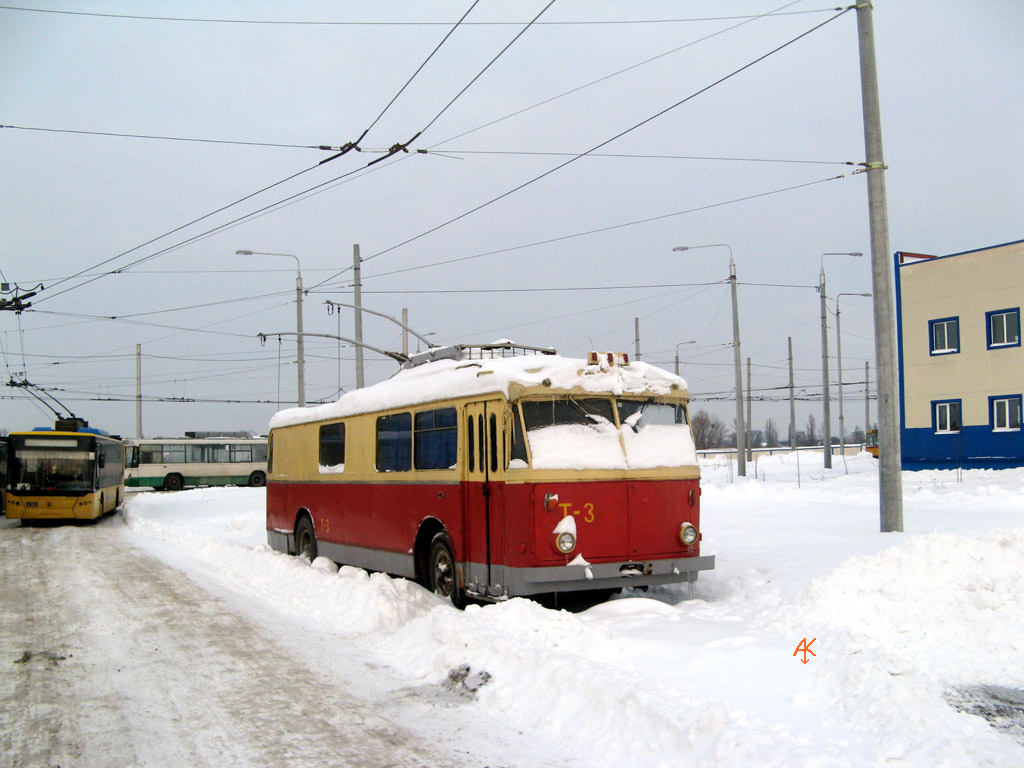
[510, 407, 528, 466]
[376, 412, 412, 472]
[319, 422, 346, 472]
[477, 415, 485, 472]
[230, 444, 254, 463]
[164, 443, 187, 464]
[467, 415, 475, 473]
[489, 413, 499, 473]
[414, 408, 457, 470]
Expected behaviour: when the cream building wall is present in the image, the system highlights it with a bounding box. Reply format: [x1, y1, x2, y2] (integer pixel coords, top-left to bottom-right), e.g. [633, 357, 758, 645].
[896, 239, 1023, 469]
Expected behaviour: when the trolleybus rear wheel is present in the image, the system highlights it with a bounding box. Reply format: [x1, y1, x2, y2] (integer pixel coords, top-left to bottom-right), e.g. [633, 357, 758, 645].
[295, 515, 317, 561]
[428, 533, 466, 609]
[247, 471, 266, 487]
[163, 474, 184, 492]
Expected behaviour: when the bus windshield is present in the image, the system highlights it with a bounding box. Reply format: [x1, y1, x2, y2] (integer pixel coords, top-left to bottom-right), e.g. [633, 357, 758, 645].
[518, 397, 695, 470]
[11, 436, 95, 491]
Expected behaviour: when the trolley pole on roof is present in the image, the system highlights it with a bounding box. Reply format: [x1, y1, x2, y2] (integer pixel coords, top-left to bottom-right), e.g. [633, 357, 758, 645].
[857, 1, 904, 532]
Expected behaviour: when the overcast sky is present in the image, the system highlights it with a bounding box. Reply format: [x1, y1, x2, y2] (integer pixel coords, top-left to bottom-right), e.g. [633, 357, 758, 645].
[2, 0, 1022, 440]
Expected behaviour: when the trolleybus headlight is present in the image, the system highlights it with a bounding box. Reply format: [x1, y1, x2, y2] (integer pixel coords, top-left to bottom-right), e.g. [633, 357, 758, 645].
[556, 532, 577, 554]
[679, 523, 698, 546]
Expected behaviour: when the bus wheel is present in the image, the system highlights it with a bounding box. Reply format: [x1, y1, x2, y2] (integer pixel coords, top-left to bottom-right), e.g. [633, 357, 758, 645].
[428, 533, 466, 609]
[248, 471, 266, 487]
[295, 515, 317, 561]
[163, 474, 184, 492]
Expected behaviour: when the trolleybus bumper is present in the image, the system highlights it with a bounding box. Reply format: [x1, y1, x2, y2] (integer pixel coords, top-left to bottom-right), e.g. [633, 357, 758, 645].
[505, 554, 716, 597]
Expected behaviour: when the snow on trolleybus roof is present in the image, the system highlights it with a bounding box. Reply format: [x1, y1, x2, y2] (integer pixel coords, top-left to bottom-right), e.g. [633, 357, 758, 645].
[269, 342, 689, 429]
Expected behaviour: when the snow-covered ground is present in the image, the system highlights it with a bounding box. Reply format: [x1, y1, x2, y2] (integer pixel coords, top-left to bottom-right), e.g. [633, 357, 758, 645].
[117, 452, 1024, 767]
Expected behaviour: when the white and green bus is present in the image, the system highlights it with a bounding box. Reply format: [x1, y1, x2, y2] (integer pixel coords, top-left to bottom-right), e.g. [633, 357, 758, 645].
[124, 436, 268, 491]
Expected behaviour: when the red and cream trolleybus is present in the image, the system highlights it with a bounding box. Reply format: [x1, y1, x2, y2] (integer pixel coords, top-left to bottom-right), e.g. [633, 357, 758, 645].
[266, 342, 713, 606]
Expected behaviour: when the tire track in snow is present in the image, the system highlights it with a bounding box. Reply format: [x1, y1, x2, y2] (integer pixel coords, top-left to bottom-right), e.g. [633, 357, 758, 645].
[0, 518, 468, 767]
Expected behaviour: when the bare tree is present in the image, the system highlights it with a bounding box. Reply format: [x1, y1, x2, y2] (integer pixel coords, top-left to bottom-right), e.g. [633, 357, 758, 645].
[763, 418, 779, 448]
[690, 409, 727, 450]
[804, 413, 818, 446]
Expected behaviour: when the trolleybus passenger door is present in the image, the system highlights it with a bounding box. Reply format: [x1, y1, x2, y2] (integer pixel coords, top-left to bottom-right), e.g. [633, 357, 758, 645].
[464, 401, 504, 598]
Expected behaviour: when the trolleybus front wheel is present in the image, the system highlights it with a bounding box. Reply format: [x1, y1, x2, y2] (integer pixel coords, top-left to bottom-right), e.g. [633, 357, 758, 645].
[428, 532, 466, 609]
[247, 471, 266, 487]
[295, 515, 317, 561]
[163, 474, 184, 492]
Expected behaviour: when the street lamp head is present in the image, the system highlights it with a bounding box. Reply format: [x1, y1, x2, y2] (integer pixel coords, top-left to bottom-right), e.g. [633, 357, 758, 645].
[673, 243, 734, 265]
[235, 249, 254, 256]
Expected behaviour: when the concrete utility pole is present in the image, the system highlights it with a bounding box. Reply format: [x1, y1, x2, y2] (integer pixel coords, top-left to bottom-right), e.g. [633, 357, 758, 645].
[353, 244, 364, 389]
[865, 360, 871, 436]
[819, 252, 862, 467]
[819, 267, 832, 467]
[672, 244, 745, 476]
[136, 344, 143, 439]
[746, 357, 752, 459]
[237, 250, 305, 407]
[634, 317, 641, 361]
[788, 337, 797, 450]
[857, 1, 904, 532]
[836, 292, 871, 455]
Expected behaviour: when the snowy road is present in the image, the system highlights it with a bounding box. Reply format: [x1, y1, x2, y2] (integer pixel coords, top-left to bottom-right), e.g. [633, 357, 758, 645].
[0, 520, 478, 768]
[3, 455, 1024, 768]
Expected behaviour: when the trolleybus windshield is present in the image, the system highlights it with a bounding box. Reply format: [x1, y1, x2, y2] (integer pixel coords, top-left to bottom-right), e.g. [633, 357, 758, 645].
[11, 436, 95, 491]
[518, 397, 694, 470]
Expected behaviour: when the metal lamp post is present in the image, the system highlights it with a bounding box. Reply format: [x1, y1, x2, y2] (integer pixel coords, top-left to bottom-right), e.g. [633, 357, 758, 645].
[836, 291, 872, 456]
[673, 244, 745, 477]
[237, 249, 305, 407]
[819, 252, 862, 467]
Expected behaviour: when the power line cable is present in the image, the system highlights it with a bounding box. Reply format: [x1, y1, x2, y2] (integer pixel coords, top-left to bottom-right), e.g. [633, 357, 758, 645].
[362, 0, 482, 138]
[25, 1, 508, 307]
[0, 123, 340, 150]
[357, 0, 557, 171]
[415, 148, 856, 165]
[427, 0, 805, 150]
[0, 4, 841, 26]
[312, 171, 853, 290]
[310, 6, 853, 289]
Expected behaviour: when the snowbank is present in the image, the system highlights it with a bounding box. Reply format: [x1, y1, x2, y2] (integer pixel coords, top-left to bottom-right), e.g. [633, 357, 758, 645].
[121, 455, 1024, 767]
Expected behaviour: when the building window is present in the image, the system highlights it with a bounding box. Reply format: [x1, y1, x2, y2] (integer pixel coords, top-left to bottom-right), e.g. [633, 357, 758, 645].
[929, 317, 960, 355]
[986, 308, 1020, 349]
[934, 400, 962, 434]
[991, 396, 1022, 432]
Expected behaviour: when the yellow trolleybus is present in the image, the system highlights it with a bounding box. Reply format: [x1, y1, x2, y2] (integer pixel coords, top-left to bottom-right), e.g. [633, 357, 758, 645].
[5, 418, 124, 522]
